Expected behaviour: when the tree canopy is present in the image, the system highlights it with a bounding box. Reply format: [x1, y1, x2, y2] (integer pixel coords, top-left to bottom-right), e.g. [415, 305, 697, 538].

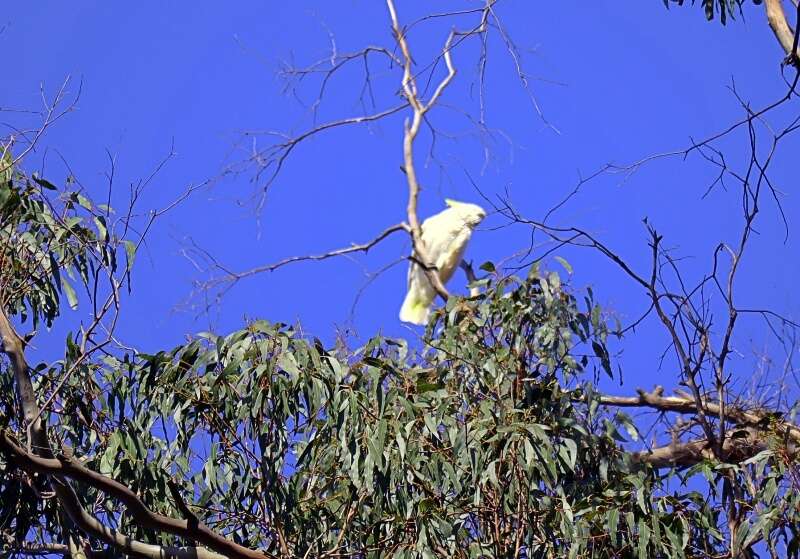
[2, 1, 800, 558]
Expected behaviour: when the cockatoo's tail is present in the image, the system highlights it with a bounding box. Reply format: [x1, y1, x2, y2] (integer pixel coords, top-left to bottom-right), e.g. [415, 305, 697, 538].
[399, 199, 487, 325]
[399, 292, 431, 325]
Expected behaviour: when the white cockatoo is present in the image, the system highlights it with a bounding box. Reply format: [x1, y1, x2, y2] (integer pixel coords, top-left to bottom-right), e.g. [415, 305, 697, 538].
[399, 199, 487, 325]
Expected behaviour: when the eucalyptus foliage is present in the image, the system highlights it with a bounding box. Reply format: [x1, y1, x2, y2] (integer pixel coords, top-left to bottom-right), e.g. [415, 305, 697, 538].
[665, 0, 764, 24]
[2, 170, 800, 557]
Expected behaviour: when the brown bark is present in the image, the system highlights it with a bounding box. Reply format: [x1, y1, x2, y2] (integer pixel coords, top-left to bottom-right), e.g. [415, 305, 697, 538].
[631, 432, 769, 468]
[596, 387, 800, 444]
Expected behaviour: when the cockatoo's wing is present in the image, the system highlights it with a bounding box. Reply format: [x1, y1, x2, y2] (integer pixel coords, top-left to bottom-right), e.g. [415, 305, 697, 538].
[424, 207, 477, 284]
[434, 225, 473, 285]
[398, 212, 444, 325]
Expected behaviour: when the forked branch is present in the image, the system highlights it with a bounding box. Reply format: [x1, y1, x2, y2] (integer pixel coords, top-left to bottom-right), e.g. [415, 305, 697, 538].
[386, 0, 493, 302]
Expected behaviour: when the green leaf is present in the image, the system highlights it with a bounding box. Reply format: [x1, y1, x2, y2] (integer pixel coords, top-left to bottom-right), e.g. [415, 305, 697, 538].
[93, 216, 108, 242]
[608, 508, 619, 544]
[32, 175, 58, 190]
[278, 352, 300, 380]
[554, 256, 572, 274]
[61, 277, 78, 310]
[416, 380, 440, 394]
[562, 438, 578, 470]
[123, 240, 137, 273]
[76, 193, 93, 210]
[638, 519, 650, 559]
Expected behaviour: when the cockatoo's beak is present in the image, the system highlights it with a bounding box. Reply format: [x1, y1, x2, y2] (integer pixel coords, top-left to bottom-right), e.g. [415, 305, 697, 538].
[468, 211, 487, 227]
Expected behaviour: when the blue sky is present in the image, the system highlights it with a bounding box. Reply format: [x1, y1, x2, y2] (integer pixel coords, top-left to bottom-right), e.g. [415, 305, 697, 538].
[4, 1, 798, 399]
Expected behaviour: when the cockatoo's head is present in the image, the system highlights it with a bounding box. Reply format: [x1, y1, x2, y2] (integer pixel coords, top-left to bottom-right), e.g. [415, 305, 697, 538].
[445, 199, 487, 228]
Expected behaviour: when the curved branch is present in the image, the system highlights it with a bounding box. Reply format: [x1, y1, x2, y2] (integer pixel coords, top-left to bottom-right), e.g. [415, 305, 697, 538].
[0, 431, 273, 559]
[191, 223, 410, 302]
[230, 223, 408, 279]
[0, 304, 266, 559]
[51, 477, 229, 559]
[246, 103, 409, 199]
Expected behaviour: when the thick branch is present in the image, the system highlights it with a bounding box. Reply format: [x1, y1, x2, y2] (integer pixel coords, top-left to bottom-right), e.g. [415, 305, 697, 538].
[631, 432, 768, 468]
[50, 480, 229, 559]
[0, 431, 273, 559]
[3, 541, 223, 559]
[0, 307, 42, 449]
[386, 0, 454, 301]
[2, 542, 72, 557]
[765, 0, 800, 66]
[594, 386, 800, 443]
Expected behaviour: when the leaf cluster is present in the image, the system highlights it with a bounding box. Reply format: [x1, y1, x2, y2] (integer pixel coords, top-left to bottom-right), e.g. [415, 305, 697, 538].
[0, 154, 125, 330]
[6, 262, 774, 558]
[2, 171, 799, 558]
[664, 0, 763, 24]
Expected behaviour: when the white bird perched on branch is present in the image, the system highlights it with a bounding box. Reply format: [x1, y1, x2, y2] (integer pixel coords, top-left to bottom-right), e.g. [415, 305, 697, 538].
[399, 199, 487, 325]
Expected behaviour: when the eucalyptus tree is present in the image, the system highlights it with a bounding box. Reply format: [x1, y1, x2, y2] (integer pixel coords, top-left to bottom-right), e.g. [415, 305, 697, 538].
[2, 1, 800, 558]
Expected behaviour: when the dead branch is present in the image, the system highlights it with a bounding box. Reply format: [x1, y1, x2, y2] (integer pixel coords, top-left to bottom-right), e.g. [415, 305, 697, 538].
[277, 46, 401, 120]
[245, 103, 409, 208]
[1, 76, 81, 175]
[544, 71, 800, 223]
[189, 223, 410, 304]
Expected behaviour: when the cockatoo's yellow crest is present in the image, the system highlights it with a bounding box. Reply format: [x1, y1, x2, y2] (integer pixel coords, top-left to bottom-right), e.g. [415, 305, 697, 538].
[399, 199, 486, 325]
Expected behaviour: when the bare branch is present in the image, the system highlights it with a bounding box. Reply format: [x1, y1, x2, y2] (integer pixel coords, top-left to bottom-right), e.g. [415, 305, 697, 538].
[1, 77, 82, 175]
[244, 103, 409, 207]
[387, 0, 487, 302]
[545, 72, 800, 222]
[190, 223, 410, 304]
